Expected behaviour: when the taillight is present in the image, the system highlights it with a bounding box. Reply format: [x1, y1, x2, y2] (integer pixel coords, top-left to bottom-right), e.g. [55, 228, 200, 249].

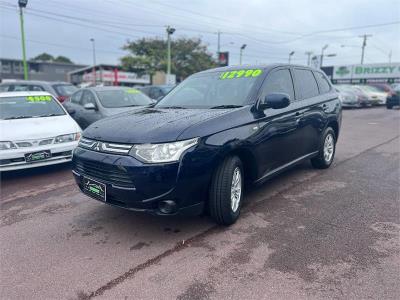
[57, 95, 67, 103]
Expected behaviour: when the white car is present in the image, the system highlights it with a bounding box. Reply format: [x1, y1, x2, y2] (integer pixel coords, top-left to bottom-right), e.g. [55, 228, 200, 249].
[356, 85, 387, 105]
[0, 92, 81, 171]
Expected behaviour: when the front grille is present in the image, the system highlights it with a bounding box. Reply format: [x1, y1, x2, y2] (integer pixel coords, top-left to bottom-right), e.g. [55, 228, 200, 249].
[74, 160, 133, 187]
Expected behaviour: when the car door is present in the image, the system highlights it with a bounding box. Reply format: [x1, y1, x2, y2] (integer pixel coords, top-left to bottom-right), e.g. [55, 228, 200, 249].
[253, 67, 303, 175]
[80, 90, 103, 129]
[64, 90, 84, 126]
[292, 68, 325, 155]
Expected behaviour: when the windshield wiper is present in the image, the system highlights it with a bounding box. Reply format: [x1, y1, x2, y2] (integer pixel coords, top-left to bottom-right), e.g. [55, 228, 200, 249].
[159, 106, 187, 109]
[209, 105, 243, 109]
[4, 115, 32, 120]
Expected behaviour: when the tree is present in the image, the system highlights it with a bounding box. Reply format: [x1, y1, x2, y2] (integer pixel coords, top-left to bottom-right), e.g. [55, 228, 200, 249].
[121, 37, 216, 81]
[54, 56, 73, 64]
[32, 53, 54, 62]
[31, 53, 73, 64]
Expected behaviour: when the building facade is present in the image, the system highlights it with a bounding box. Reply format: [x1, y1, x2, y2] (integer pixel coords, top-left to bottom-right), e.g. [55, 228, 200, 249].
[0, 58, 86, 82]
[68, 64, 151, 87]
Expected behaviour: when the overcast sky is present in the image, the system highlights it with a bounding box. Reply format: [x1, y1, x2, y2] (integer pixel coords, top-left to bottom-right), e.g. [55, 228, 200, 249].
[1, 0, 399, 67]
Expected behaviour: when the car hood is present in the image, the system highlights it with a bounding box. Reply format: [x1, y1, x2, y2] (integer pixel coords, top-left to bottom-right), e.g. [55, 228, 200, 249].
[83, 108, 232, 143]
[0, 115, 81, 141]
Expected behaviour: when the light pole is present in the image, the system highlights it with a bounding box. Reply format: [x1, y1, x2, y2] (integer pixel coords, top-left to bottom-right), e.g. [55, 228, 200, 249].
[288, 51, 295, 64]
[320, 44, 329, 68]
[90, 38, 96, 85]
[166, 26, 175, 76]
[239, 44, 246, 65]
[305, 51, 313, 66]
[359, 34, 372, 64]
[18, 0, 28, 80]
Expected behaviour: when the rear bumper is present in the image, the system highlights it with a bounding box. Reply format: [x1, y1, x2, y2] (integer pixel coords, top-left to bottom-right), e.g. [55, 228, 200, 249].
[72, 146, 213, 216]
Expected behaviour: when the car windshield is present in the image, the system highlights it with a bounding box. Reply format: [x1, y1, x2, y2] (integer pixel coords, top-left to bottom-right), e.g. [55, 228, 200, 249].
[52, 84, 78, 96]
[0, 95, 66, 120]
[96, 89, 153, 108]
[155, 69, 263, 109]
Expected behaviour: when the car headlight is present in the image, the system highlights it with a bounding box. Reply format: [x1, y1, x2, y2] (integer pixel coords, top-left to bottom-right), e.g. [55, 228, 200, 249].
[129, 137, 199, 163]
[54, 133, 81, 144]
[0, 141, 17, 150]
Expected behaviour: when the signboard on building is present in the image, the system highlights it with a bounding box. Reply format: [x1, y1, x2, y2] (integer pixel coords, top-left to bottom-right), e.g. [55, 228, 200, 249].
[331, 63, 400, 84]
[83, 70, 150, 85]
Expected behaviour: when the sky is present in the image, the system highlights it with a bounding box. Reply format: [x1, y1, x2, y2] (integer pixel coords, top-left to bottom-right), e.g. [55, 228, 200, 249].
[0, 0, 399, 68]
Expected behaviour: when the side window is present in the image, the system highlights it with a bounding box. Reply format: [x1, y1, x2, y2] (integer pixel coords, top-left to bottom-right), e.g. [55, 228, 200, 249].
[260, 69, 294, 101]
[314, 71, 331, 94]
[293, 69, 319, 100]
[0, 85, 10, 92]
[30, 85, 45, 91]
[81, 91, 96, 106]
[152, 88, 163, 99]
[71, 90, 83, 104]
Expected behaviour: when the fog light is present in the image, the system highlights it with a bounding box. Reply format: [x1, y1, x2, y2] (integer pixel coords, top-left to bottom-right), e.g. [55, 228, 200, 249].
[158, 200, 177, 214]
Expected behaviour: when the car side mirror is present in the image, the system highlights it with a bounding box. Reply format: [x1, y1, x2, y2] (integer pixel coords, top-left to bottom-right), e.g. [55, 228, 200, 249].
[259, 93, 291, 110]
[83, 103, 96, 110]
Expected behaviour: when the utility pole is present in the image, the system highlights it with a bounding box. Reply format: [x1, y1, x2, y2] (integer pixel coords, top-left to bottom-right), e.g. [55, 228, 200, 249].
[320, 44, 328, 68]
[239, 44, 246, 65]
[166, 26, 176, 77]
[288, 51, 295, 64]
[90, 38, 96, 85]
[359, 34, 372, 64]
[217, 31, 221, 57]
[305, 51, 313, 66]
[18, 0, 28, 80]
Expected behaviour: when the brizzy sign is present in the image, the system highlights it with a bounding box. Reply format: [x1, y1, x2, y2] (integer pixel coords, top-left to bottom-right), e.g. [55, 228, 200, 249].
[333, 63, 400, 80]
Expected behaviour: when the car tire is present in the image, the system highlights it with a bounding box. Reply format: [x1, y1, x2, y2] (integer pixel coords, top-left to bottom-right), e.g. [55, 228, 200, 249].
[209, 156, 243, 225]
[386, 104, 393, 109]
[311, 127, 336, 169]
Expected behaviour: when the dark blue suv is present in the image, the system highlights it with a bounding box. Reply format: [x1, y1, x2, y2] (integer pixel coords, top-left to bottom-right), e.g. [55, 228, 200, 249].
[72, 64, 342, 225]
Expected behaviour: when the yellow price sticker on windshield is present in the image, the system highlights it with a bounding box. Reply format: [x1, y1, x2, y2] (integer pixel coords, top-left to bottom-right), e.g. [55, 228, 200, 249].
[126, 89, 140, 94]
[26, 95, 52, 102]
[219, 69, 263, 80]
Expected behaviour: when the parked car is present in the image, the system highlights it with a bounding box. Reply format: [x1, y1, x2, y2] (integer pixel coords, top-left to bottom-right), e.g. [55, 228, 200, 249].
[369, 83, 396, 96]
[0, 80, 78, 103]
[386, 85, 400, 109]
[335, 85, 370, 108]
[355, 85, 387, 105]
[138, 85, 175, 100]
[0, 92, 81, 171]
[63, 86, 154, 129]
[72, 64, 341, 225]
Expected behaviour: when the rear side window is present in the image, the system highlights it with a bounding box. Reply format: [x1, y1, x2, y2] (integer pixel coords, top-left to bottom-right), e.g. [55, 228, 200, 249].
[71, 90, 83, 104]
[52, 84, 78, 96]
[314, 72, 331, 94]
[260, 69, 295, 101]
[0, 85, 10, 92]
[293, 69, 319, 100]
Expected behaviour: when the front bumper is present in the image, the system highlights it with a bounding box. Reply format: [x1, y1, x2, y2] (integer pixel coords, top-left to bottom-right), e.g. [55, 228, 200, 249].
[0, 141, 78, 171]
[72, 146, 213, 216]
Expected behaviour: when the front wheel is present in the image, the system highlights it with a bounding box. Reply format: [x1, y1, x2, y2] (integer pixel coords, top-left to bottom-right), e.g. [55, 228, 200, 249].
[209, 156, 243, 225]
[311, 127, 336, 169]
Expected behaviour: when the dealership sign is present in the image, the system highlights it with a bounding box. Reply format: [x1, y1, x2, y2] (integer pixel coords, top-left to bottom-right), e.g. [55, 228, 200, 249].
[333, 63, 400, 80]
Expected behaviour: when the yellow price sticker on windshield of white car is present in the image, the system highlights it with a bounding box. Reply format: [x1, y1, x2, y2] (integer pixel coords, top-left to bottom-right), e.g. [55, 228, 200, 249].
[126, 89, 140, 94]
[219, 69, 263, 80]
[26, 95, 52, 102]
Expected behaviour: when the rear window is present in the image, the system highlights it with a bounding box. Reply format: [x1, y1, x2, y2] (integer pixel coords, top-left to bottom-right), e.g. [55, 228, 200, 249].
[8, 84, 45, 92]
[52, 84, 78, 96]
[293, 69, 319, 100]
[314, 72, 331, 94]
[0, 95, 66, 120]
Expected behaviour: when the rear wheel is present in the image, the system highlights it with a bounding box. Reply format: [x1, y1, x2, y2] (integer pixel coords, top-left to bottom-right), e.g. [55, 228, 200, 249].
[386, 103, 393, 109]
[209, 156, 243, 225]
[311, 127, 336, 169]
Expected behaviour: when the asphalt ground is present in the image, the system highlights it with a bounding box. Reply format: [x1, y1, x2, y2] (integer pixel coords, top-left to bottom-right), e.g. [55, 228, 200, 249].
[1, 106, 399, 300]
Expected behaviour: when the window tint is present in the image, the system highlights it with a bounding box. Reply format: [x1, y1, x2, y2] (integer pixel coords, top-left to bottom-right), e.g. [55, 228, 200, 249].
[314, 72, 331, 94]
[71, 90, 83, 104]
[81, 91, 96, 105]
[293, 69, 319, 100]
[260, 69, 294, 101]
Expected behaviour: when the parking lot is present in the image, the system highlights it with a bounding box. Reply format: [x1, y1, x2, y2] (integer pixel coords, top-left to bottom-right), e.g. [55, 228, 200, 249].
[1, 107, 399, 299]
